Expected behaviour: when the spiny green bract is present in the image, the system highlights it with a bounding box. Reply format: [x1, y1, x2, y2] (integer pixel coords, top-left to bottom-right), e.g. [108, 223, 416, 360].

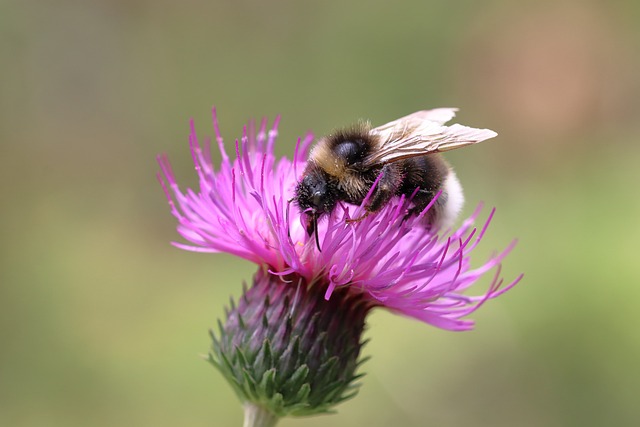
[208, 271, 371, 417]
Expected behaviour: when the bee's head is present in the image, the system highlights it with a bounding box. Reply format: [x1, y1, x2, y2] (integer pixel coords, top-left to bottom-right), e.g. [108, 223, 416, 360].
[294, 168, 338, 236]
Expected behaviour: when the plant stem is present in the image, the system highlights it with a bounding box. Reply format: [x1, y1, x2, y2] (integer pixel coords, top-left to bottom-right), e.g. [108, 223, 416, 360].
[243, 403, 279, 427]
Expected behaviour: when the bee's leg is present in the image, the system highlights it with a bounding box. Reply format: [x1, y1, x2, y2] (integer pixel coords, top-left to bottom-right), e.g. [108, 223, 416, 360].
[345, 211, 370, 224]
[347, 165, 399, 223]
[404, 188, 442, 225]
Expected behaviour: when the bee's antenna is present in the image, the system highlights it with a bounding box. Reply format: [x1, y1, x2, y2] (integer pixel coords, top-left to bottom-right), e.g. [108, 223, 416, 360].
[313, 216, 322, 252]
[286, 197, 293, 240]
[303, 210, 322, 252]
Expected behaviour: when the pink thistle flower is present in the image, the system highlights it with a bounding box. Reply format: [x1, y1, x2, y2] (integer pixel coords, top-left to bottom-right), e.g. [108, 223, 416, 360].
[158, 109, 521, 332]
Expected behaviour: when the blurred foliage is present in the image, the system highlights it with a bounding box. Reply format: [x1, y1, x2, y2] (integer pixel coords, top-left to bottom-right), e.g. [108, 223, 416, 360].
[1, 0, 639, 426]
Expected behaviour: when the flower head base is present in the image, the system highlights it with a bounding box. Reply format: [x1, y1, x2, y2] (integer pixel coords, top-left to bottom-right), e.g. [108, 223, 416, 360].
[209, 269, 371, 417]
[158, 109, 521, 332]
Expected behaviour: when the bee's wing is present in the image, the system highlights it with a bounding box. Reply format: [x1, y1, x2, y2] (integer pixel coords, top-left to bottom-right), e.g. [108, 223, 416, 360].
[366, 109, 497, 165]
[373, 108, 459, 132]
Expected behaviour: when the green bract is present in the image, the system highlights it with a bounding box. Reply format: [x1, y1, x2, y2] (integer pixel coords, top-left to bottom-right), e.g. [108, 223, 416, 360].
[209, 269, 372, 418]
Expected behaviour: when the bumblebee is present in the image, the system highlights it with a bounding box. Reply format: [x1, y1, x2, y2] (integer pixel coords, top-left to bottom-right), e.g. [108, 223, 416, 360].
[294, 108, 497, 240]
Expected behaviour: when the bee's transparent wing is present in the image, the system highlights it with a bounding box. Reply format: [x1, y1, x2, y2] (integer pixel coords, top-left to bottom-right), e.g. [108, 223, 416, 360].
[366, 109, 497, 165]
[372, 108, 459, 133]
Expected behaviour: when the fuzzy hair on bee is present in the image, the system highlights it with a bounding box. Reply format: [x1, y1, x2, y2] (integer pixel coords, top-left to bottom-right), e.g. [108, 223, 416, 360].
[294, 109, 497, 245]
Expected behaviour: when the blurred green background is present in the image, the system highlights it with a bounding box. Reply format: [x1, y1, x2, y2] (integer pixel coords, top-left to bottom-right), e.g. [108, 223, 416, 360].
[2, 0, 639, 426]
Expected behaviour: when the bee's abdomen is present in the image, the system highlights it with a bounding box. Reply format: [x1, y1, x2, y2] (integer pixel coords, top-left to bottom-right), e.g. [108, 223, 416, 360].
[397, 155, 452, 225]
[398, 155, 449, 197]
